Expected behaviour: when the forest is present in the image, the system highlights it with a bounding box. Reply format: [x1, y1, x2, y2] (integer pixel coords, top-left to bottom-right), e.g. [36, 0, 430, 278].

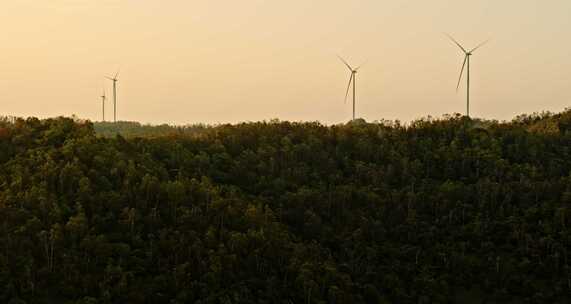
[93, 121, 209, 138]
[1, 110, 570, 303]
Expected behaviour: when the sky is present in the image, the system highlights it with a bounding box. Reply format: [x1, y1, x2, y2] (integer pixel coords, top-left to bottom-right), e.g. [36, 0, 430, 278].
[1, 0, 570, 125]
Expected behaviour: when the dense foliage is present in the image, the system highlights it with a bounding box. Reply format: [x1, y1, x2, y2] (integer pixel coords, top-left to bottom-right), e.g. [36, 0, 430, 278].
[93, 121, 208, 138]
[1, 111, 571, 303]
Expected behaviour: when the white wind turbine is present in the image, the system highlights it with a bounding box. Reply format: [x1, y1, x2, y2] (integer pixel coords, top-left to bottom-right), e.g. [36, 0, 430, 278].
[446, 34, 489, 117]
[338, 56, 365, 121]
[100, 90, 106, 122]
[105, 70, 120, 122]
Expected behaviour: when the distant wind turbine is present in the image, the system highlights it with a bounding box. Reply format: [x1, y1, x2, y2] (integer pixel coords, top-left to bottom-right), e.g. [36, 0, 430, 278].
[338, 56, 364, 121]
[100, 90, 106, 122]
[446, 34, 489, 117]
[105, 70, 120, 122]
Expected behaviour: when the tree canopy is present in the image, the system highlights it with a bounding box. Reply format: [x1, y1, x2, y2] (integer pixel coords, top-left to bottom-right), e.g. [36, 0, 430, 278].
[1, 110, 570, 303]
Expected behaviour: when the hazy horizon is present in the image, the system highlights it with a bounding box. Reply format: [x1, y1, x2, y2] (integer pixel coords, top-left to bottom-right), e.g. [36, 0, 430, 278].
[1, 0, 570, 125]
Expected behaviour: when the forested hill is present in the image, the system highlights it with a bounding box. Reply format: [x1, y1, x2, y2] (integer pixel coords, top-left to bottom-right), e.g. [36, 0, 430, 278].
[1, 111, 571, 303]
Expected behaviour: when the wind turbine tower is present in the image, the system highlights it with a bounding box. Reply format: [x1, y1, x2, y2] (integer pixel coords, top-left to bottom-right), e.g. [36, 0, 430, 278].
[106, 70, 120, 122]
[446, 34, 489, 117]
[338, 56, 363, 121]
[100, 91, 106, 122]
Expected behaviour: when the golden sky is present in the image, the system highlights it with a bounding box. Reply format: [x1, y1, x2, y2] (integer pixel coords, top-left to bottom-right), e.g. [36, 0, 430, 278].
[1, 0, 570, 124]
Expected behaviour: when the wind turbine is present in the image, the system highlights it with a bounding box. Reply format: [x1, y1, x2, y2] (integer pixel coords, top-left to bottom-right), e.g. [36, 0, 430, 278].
[338, 56, 364, 121]
[100, 90, 106, 122]
[105, 70, 120, 122]
[446, 34, 489, 117]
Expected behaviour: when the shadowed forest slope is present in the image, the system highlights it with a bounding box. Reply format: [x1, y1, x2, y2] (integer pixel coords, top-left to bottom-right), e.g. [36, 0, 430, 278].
[1, 110, 571, 303]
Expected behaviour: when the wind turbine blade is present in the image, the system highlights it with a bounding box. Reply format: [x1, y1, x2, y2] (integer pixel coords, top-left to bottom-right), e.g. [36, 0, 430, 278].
[355, 59, 368, 71]
[344, 73, 354, 104]
[105, 76, 115, 81]
[445, 33, 467, 53]
[114, 69, 120, 79]
[470, 39, 490, 53]
[456, 56, 468, 91]
[337, 55, 353, 71]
